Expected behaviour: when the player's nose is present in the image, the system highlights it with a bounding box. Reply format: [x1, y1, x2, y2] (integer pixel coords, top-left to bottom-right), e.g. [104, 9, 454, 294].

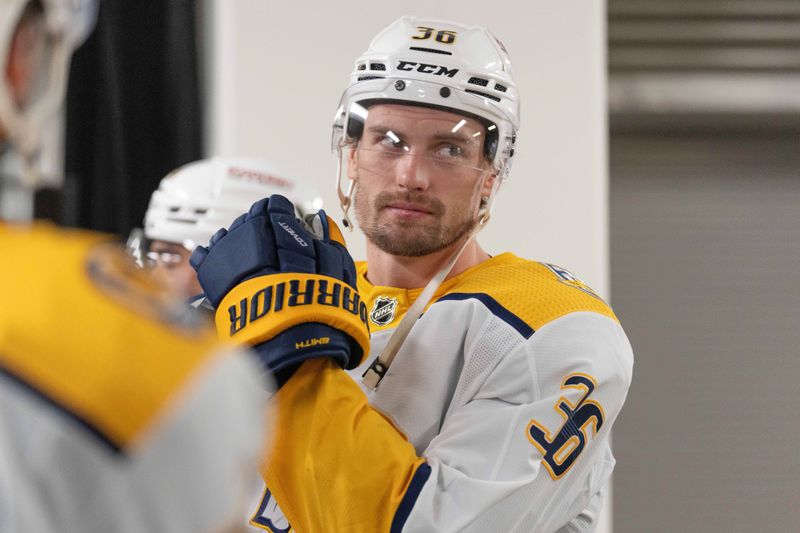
[394, 151, 430, 191]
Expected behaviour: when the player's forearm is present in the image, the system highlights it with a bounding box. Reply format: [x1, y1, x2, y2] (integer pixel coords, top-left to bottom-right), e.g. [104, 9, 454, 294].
[263, 358, 428, 533]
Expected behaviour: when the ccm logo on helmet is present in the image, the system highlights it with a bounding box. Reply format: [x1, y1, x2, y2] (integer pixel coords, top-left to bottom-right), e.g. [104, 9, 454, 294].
[396, 61, 458, 78]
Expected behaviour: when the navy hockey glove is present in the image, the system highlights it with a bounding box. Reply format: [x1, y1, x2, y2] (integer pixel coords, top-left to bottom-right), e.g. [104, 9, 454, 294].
[190, 195, 369, 385]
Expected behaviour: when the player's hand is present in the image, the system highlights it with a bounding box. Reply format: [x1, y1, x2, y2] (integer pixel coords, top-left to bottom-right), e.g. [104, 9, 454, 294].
[190, 195, 369, 385]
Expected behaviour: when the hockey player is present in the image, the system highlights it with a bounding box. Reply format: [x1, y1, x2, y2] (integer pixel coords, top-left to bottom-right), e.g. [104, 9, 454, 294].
[0, 2, 269, 531]
[133, 157, 322, 302]
[193, 16, 633, 532]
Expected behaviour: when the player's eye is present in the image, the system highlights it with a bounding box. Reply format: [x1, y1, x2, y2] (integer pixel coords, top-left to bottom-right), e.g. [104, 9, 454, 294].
[378, 131, 409, 152]
[434, 143, 466, 160]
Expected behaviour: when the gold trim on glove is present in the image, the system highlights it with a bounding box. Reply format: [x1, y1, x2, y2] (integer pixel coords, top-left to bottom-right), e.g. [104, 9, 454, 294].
[215, 273, 370, 365]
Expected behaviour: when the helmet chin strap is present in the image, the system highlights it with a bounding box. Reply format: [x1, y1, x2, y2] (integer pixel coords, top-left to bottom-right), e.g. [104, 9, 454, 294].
[335, 146, 355, 230]
[361, 172, 502, 390]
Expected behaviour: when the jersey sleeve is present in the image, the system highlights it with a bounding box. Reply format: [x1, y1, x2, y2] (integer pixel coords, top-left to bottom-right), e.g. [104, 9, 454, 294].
[262, 358, 428, 533]
[262, 310, 632, 532]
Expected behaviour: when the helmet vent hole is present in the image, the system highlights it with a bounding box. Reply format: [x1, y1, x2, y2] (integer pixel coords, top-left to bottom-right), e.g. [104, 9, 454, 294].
[357, 64, 366, 71]
[409, 46, 452, 56]
[358, 76, 385, 81]
[495, 83, 507, 93]
[465, 89, 501, 102]
[169, 206, 180, 213]
[194, 209, 208, 215]
[370, 63, 386, 71]
[166, 217, 197, 225]
[468, 77, 489, 87]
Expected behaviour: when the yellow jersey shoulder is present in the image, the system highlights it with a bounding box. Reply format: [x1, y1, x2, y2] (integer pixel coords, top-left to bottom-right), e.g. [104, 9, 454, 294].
[0, 223, 220, 452]
[440, 253, 618, 333]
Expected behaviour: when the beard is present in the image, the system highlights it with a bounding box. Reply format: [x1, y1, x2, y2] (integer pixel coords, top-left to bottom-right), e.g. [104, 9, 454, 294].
[354, 187, 477, 257]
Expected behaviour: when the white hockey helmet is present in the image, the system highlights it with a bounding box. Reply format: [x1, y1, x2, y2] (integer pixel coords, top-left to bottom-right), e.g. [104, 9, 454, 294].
[332, 16, 520, 224]
[0, 0, 96, 171]
[143, 157, 323, 250]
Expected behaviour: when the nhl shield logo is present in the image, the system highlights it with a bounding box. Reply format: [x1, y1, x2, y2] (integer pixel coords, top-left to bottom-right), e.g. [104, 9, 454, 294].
[370, 296, 398, 326]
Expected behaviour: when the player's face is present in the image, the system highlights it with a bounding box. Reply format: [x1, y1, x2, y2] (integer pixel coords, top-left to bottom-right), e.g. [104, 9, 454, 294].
[145, 240, 202, 299]
[348, 104, 494, 257]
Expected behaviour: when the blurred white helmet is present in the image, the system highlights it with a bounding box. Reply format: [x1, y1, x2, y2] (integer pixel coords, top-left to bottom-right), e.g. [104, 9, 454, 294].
[331, 16, 520, 225]
[143, 157, 323, 250]
[0, 0, 97, 171]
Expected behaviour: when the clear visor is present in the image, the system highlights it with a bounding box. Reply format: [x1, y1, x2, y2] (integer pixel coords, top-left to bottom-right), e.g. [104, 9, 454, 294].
[126, 228, 190, 269]
[143, 250, 184, 269]
[343, 103, 494, 183]
[126, 228, 147, 267]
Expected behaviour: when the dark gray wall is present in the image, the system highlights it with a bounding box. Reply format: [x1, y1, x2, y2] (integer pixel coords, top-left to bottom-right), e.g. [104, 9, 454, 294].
[610, 132, 800, 532]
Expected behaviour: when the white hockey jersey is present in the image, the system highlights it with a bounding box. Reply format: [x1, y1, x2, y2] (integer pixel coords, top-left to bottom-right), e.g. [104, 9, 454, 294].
[249, 252, 633, 532]
[0, 223, 269, 533]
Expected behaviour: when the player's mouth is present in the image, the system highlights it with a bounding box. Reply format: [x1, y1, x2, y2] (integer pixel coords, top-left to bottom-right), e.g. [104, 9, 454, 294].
[373, 191, 444, 221]
[384, 201, 434, 217]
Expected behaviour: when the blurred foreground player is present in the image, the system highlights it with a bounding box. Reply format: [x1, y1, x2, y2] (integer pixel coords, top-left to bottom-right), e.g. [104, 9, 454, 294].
[195, 16, 634, 533]
[0, 2, 269, 532]
[131, 157, 322, 302]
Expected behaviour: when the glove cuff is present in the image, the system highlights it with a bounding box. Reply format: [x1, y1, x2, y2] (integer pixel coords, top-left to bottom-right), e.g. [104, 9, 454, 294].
[251, 323, 359, 386]
[215, 273, 370, 366]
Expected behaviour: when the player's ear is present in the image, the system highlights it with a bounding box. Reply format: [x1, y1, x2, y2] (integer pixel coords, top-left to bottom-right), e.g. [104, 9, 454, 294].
[480, 172, 497, 198]
[6, 4, 49, 108]
[6, 15, 36, 106]
[346, 145, 359, 181]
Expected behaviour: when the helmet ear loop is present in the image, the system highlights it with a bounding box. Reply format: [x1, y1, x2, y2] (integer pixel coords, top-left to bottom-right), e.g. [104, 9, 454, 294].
[476, 168, 503, 229]
[336, 145, 357, 231]
[335, 103, 359, 231]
